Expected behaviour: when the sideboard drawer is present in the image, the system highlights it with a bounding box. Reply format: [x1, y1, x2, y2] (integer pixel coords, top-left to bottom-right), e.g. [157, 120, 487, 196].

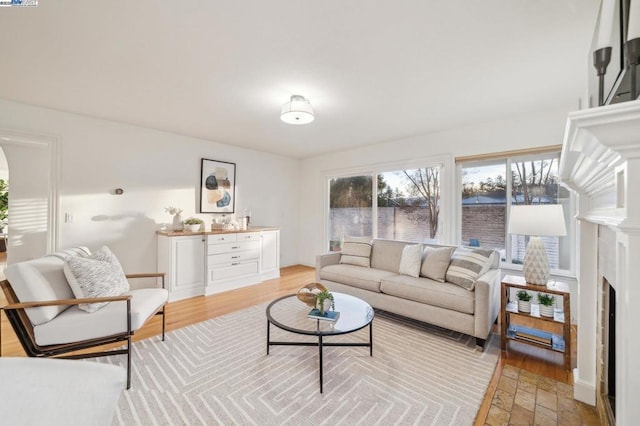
[236, 232, 260, 242]
[208, 249, 259, 265]
[207, 234, 237, 244]
[207, 241, 260, 255]
[209, 261, 259, 282]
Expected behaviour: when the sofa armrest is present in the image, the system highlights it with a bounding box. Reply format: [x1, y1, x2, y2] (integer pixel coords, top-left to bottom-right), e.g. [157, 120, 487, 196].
[315, 252, 342, 281]
[473, 268, 501, 340]
[1, 294, 132, 311]
[126, 272, 166, 289]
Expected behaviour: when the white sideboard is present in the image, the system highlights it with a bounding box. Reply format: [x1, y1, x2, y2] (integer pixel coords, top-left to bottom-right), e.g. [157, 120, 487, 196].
[157, 228, 280, 301]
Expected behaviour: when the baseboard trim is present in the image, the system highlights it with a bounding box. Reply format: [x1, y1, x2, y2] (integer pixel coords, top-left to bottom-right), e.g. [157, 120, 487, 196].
[573, 368, 597, 406]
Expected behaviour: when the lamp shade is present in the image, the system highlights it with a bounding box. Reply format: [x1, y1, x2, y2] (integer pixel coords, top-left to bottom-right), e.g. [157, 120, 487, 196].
[281, 95, 314, 125]
[508, 204, 567, 237]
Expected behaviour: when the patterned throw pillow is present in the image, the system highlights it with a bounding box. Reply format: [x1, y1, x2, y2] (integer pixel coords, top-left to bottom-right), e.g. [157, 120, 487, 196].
[63, 246, 130, 313]
[445, 247, 494, 290]
[399, 244, 423, 277]
[339, 236, 373, 267]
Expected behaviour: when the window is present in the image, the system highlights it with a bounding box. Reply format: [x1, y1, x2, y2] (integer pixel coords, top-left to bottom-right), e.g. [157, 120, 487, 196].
[327, 164, 444, 251]
[377, 168, 441, 242]
[459, 150, 573, 273]
[328, 174, 373, 251]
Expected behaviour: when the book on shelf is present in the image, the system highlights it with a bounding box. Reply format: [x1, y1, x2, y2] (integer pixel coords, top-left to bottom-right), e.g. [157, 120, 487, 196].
[308, 309, 340, 322]
[508, 325, 552, 345]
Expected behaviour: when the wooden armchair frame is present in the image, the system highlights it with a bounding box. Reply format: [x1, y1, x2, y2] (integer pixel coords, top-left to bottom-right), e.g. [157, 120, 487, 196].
[0, 273, 166, 389]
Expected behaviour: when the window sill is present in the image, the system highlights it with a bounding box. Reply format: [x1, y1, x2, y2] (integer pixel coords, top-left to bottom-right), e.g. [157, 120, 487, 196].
[499, 263, 577, 282]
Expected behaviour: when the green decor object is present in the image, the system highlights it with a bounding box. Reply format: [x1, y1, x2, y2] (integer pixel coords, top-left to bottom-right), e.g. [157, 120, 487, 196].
[516, 290, 532, 314]
[538, 293, 556, 318]
[537, 293, 555, 306]
[0, 178, 8, 232]
[183, 217, 204, 225]
[183, 217, 203, 232]
[315, 289, 335, 316]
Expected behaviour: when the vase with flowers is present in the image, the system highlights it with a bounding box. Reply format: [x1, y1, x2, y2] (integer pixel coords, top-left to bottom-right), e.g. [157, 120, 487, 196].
[165, 206, 184, 231]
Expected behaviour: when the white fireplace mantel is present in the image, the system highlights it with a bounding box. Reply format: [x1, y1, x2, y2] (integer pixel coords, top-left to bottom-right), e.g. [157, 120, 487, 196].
[560, 100, 640, 425]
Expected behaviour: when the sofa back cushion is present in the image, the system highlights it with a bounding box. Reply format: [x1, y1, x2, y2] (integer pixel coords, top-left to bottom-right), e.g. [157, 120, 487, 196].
[398, 244, 423, 277]
[5, 253, 85, 326]
[370, 239, 409, 273]
[339, 236, 373, 267]
[420, 246, 456, 282]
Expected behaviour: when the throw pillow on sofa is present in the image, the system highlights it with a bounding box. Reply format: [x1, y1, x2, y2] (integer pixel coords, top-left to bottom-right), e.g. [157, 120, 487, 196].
[399, 244, 423, 277]
[63, 246, 130, 313]
[420, 246, 456, 282]
[445, 247, 494, 290]
[339, 236, 373, 267]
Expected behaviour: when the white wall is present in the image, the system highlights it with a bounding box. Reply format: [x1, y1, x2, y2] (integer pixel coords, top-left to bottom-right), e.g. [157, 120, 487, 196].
[298, 107, 573, 266]
[0, 98, 300, 273]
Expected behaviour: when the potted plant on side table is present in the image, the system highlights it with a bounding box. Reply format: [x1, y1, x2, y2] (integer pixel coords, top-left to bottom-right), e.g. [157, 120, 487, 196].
[538, 293, 555, 318]
[516, 290, 532, 313]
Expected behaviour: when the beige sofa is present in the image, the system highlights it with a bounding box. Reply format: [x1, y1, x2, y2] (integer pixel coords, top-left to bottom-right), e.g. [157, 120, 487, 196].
[316, 239, 501, 350]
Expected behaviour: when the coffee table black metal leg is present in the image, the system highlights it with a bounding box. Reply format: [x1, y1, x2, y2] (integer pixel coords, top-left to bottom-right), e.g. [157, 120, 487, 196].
[319, 335, 323, 393]
[369, 322, 373, 356]
[266, 320, 270, 355]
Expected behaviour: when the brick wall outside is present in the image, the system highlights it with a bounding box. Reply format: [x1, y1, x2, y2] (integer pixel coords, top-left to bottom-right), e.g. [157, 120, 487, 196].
[461, 205, 506, 250]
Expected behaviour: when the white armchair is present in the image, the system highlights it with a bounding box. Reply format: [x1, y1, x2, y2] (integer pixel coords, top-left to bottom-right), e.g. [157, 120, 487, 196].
[0, 247, 168, 389]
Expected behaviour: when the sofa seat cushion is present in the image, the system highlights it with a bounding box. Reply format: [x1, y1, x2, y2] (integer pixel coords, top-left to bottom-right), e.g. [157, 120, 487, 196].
[380, 275, 475, 315]
[319, 264, 397, 293]
[33, 288, 168, 346]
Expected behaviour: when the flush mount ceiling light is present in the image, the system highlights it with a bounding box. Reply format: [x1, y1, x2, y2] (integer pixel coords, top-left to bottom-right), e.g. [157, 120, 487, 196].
[280, 95, 314, 125]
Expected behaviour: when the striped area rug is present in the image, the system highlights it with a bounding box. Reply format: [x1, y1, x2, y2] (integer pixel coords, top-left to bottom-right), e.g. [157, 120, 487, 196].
[101, 304, 498, 425]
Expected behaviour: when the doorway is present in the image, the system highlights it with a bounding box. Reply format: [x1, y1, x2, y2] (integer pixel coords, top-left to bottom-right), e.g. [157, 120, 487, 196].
[0, 129, 58, 264]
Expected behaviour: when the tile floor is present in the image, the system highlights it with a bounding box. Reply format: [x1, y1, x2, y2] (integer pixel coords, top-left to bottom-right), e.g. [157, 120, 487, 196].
[484, 365, 601, 425]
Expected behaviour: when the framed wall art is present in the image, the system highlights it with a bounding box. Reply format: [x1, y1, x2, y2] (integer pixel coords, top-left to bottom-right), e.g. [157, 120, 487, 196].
[200, 158, 236, 214]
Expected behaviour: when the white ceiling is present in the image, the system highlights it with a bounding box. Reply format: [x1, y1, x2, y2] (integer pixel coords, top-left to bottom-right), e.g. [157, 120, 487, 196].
[0, 1, 600, 158]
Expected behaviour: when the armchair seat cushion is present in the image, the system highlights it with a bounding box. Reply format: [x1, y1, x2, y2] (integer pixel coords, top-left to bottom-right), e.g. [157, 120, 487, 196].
[33, 288, 168, 346]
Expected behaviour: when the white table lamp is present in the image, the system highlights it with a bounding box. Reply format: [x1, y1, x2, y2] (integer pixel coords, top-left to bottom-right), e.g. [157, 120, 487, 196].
[508, 204, 567, 285]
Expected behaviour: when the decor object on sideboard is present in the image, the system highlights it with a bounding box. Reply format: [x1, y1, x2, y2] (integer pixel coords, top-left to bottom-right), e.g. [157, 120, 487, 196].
[507, 204, 567, 285]
[296, 282, 327, 307]
[183, 217, 203, 232]
[165, 206, 184, 231]
[281, 95, 314, 125]
[200, 158, 236, 214]
[538, 293, 556, 317]
[516, 290, 532, 313]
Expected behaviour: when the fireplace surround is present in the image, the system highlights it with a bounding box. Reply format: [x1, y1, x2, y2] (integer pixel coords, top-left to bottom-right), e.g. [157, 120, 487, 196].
[560, 101, 640, 425]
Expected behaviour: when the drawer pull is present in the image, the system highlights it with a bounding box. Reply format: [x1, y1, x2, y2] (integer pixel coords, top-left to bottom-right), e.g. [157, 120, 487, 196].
[231, 256, 240, 259]
[232, 262, 240, 266]
[231, 246, 240, 249]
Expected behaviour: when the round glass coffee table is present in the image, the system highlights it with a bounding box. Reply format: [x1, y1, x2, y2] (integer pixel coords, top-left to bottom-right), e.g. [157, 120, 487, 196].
[266, 292, 374, 393]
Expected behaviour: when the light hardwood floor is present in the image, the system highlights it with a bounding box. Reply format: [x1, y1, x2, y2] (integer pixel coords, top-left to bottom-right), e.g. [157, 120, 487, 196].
[1, 262, 589, 424]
